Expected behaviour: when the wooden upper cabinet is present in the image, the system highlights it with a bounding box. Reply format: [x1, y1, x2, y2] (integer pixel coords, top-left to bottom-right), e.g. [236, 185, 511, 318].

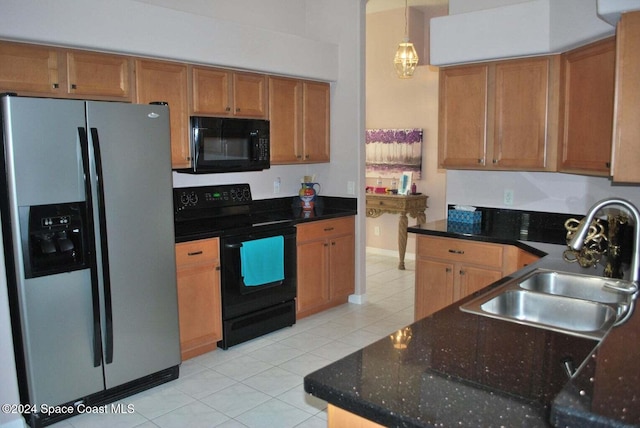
[233, 72, 268, 117]
[191, 67, 231, 116]
[302, 81, 330, 163]
[560, 38, 616, 176]
[0, 41, 63, 96]
[0, 41, 132, 101]
[611, 11, 640, 183]
[438, 56, 559, 171]
[135, 59, 190, 169]
[269, 76, 303, 163]
[191, 66, 267, 118]
[66, 50, 133, 100]
[493, 57, 552, 169]
[270, 77, 330, 164]
[438, 64, 488, 168]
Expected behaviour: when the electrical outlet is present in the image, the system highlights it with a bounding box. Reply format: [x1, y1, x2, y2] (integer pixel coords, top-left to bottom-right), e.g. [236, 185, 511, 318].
[273, 177, 281, 194]
[504, 189, 514, 206]
[347, 181, 355, 195]
[374, 226, 380, 236]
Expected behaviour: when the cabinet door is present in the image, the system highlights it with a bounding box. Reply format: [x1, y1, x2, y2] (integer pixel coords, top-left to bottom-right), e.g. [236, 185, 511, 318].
[66, 51, 132, 100]
[458, 265, 502, 300]
[302, 81, 330, 163]
[438, 64, 488, 168]
[611, 11, 640, 183]
[191, 67, 232, 116]
[269, 76, 303, 163]
[560, 38, 615, 175]
[135, 59, 190, 169]
[297, 239, 330, 314]
[492, 57, 549, 169]
[329, 233, 355, 300]
[233, 72, 267, 118]
[415, 258, 454, 320]
[176, 263, 221, 360]
[175, 239, 221, 360]
[0, 41, 62, 95]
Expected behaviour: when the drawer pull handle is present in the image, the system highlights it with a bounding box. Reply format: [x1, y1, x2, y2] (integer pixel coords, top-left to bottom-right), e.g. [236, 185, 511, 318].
[187, 251, 204, 256]
[324, 227, 335, 232]
[448, 249, 464, 254]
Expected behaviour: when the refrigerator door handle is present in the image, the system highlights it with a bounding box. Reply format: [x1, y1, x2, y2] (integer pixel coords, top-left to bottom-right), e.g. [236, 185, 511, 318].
[78, 127, 104, 368]
[90, 127, 114, 365]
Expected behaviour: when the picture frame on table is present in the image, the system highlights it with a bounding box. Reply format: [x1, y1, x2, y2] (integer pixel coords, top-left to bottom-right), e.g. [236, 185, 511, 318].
[398, 172, 412, 195]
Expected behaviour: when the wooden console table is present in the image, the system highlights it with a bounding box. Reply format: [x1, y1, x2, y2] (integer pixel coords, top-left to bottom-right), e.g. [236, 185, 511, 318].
[366, 193, 428, 269]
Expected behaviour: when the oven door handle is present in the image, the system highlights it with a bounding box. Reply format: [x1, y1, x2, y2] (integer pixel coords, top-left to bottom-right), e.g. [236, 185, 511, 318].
[225, 243, 243, 249]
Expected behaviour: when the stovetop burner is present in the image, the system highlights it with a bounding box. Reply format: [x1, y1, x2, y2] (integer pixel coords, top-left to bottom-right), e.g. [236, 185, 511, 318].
[173, 184, 296, 241]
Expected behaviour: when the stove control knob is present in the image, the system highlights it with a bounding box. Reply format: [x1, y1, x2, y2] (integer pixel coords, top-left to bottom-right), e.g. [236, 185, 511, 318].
[180, 191, 198, 207]
[189, 192, 199, 205]
[180, 192, 190, 206]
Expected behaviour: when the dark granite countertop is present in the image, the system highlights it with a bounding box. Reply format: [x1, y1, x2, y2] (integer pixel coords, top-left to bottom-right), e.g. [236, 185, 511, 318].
[174, 196, 356, 242]
[304, 208, 640, 427]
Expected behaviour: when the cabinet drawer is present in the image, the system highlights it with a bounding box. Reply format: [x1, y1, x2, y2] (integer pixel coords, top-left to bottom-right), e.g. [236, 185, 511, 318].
[366, 197, 405, 210]
[176, 238, 219, 266]
[296, 217, 354, 242]
[417, 235, 503, 269]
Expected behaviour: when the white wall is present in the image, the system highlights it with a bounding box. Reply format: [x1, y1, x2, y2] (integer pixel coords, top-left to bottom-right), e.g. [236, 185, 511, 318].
[365, 5, 448, 257]
[431, 0, 614, 65]
[447, 170, 640, 215]
[0, 1, 366, 424]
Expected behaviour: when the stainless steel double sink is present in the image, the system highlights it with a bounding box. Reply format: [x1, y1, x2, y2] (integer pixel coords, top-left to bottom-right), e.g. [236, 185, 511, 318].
[460, 269, 635, 340]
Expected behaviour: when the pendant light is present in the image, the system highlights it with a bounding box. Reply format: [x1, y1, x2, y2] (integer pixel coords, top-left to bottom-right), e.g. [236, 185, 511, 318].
[394, 0, 419, 78]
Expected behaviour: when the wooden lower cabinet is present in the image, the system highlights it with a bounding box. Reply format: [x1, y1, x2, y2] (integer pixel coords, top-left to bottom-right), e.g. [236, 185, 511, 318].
[175, 238, 222, 360]
[328, 405, 384, 428]
[296, 217, 355, 319]
[415, 235, 539, 320]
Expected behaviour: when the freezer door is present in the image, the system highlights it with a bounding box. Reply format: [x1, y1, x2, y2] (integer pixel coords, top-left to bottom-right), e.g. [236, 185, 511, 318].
[22, 270, 103, 406]
[5, 97, 86, 206]
[1, 97, 105, 406]
[85, 102, 180, 388]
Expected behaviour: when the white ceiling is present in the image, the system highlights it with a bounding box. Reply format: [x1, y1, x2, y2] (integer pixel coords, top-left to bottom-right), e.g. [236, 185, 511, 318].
[366, 0, 448, 14]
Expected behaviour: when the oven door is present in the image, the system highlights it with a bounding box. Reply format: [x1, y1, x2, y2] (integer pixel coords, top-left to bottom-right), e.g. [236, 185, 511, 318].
[219, 226, 296, 321]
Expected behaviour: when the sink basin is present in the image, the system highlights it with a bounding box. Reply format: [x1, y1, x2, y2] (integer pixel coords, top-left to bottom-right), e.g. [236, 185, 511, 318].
[479, 290, 616, 336]
[460, 269, 629, 340]
[517, 269, 633, 305]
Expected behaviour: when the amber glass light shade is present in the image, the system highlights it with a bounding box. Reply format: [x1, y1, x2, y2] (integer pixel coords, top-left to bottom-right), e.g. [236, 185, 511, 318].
[394, 38, 419, 78]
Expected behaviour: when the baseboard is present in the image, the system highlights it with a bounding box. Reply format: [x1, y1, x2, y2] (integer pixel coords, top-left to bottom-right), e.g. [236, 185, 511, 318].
[348, 294, 367, 305]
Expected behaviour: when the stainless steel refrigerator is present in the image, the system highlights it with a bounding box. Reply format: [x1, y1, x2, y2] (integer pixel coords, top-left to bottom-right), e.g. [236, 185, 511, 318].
[0, 95, 181, 427]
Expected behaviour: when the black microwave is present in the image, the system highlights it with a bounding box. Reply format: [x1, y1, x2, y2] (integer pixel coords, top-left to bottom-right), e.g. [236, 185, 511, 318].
[179, 116, 270, 173]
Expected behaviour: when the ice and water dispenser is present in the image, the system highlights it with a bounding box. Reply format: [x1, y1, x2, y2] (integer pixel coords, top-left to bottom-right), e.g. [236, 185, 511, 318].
[21, 202, 89, 278]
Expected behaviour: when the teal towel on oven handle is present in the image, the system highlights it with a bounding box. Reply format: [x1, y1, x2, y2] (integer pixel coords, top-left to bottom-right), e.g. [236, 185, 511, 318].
[240, 236, 285, 286]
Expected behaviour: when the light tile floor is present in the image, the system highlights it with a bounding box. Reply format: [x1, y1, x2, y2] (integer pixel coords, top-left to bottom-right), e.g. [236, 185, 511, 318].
[50, 252, 415, 428]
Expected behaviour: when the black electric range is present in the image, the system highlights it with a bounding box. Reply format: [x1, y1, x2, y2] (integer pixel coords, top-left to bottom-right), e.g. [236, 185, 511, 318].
[173, 184, 294, 242]
[173, 184, 298, 349]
